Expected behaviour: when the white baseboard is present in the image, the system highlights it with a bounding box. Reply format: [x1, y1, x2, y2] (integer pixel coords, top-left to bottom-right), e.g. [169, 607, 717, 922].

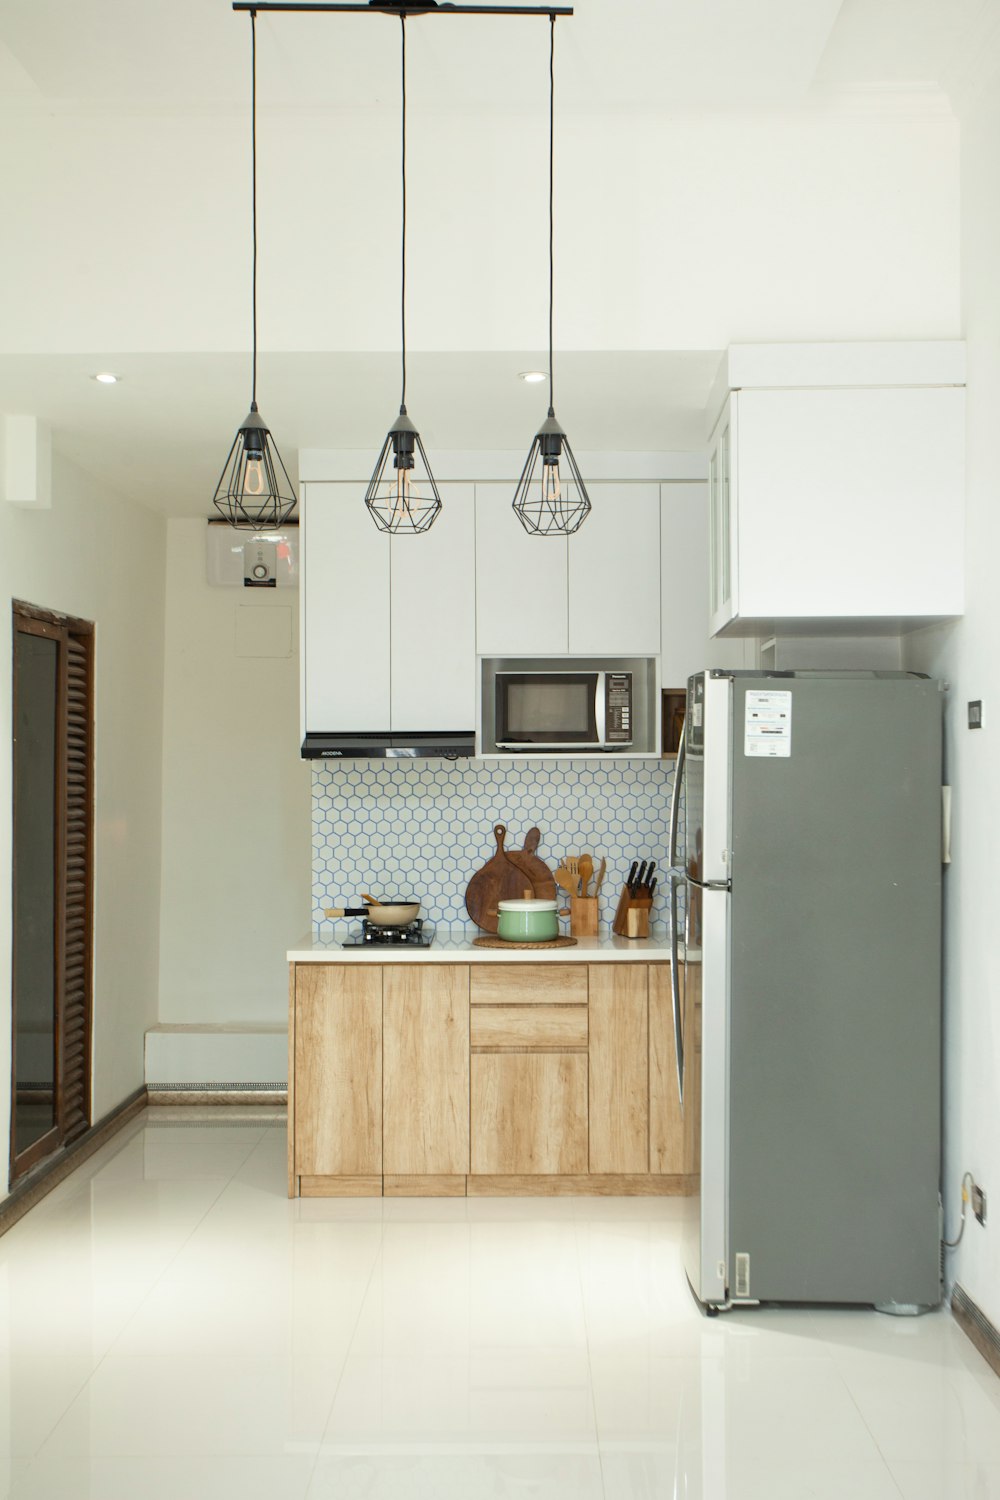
[145, 1024, 287, 1087]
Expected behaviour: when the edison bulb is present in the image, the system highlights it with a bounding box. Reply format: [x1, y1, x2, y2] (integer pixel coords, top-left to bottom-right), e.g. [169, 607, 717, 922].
[243, 457, 265, 496]
[395, 468, 422, 528]
[542, 461, 562, 506]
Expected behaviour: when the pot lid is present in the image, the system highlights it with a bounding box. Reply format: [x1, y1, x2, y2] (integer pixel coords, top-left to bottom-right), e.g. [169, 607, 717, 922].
[497, 898, 558, 912]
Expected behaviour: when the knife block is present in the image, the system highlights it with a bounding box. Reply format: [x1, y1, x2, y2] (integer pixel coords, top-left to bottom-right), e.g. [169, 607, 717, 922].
[612, 885, 652, 939]
[569, 895, 598, 937]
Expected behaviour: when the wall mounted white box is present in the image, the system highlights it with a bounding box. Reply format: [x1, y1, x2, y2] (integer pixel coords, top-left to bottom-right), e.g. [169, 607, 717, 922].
[206, 519, 299, 588]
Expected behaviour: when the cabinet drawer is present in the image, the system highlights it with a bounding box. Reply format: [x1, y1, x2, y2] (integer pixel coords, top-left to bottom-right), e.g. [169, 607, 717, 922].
[471, 1005, 588, 1050]
[470, 964, 588, 1007]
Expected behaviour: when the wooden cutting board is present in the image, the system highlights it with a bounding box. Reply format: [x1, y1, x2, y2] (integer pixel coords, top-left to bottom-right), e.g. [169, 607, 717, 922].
[465, 824, 533, 933]
[506, 826, 557, 901]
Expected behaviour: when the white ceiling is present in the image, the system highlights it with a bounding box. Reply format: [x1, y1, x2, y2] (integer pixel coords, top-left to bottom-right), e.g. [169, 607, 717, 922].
[0, 0, 995, 517]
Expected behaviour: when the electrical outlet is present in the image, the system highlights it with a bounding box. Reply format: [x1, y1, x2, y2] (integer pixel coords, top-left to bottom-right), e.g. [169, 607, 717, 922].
[972, 1183, 987, 1226]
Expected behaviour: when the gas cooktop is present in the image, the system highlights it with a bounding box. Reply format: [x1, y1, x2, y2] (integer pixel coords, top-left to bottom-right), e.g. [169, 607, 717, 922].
[340, 918, 435, 949]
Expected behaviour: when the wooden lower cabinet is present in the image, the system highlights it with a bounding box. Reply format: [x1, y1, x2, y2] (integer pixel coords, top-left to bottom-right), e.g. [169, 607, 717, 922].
[289, 958, 687, 1197]
[649, 962, 684, 1174]
[588, 964, 649, 1173]
[383, 965, 469, 1176]
[470, 1052, 588, 1175]
[292, 964, 382, 1182]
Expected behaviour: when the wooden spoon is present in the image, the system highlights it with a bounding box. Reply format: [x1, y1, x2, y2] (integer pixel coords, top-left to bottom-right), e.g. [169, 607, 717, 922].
[578, 854, 594, 897]
[360, 893, 383, 906]
[554, 862, 581, 897]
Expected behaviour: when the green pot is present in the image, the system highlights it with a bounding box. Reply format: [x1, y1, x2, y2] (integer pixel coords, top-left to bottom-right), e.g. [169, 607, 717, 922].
[497, 898, 559, 942]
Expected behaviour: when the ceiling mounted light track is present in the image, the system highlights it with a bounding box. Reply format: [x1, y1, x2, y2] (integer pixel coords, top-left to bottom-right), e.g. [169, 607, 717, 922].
[512, 14, 590, 536]
[233, 4, 573, 17]
[213, 10, 296, 531]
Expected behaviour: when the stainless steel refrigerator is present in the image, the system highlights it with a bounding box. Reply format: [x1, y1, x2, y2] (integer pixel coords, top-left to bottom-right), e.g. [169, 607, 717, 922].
[668, 670, 943, 1313]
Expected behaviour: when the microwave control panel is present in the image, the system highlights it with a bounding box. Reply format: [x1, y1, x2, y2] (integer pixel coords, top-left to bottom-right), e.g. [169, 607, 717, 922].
[605, 673, 633, 743]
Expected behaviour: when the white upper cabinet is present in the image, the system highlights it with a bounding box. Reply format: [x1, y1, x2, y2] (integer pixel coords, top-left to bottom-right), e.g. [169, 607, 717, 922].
[475, 480, 661, 657]
[475, 482, 569, 655]
[706, 343, 966, 635]
[301, 481, 476, 737]
[390, 483, 475, 731]
[569, 483, 660, 655]
[303, 480, 391, 733]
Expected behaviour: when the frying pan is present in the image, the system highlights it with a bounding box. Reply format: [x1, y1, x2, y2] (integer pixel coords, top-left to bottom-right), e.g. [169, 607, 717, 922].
[324, 898, 421, 928]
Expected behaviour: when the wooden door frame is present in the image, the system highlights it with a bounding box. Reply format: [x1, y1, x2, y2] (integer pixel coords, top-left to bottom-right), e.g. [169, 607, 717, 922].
[10, 601, 94, 1186]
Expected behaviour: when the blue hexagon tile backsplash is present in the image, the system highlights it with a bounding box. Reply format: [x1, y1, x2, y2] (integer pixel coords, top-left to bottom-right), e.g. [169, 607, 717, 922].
[313, 758, 677, 937]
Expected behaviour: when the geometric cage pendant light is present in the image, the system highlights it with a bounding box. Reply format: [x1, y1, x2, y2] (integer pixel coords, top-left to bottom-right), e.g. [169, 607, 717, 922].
[365, 14, 442, 536]
[513, 14, 590, 537]
[213, 10, 297, 531]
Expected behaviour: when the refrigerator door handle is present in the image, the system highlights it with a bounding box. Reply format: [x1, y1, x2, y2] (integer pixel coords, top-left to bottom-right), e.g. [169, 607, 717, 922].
[668, 718, 687, 871]
[669, 870, 685, 1106]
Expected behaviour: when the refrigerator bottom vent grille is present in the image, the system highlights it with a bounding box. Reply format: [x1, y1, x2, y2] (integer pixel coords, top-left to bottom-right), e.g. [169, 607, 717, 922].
[735, 1253, 751, 1299]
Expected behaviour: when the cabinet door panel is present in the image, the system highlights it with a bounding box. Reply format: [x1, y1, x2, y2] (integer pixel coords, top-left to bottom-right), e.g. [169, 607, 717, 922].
[736, 386, 965, 618]
[391, 484, 475, 731]
[568, 484, 660, 654]
[588, 965, 649, 1173]
[303, 482, 390, 732]
[294, 965, 382, 1176]
[475, 483, 568, 655]
[383, 965, 470, 1175]
[648, 963, 683, 1174]
[471, 1052, 588, 1175]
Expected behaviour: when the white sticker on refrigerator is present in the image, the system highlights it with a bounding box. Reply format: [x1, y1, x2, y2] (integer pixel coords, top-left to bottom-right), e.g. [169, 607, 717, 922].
[744, 690, 792, 757]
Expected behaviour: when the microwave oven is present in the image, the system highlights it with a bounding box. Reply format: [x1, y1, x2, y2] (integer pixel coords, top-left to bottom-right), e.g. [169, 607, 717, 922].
[494, 670, 633, 751]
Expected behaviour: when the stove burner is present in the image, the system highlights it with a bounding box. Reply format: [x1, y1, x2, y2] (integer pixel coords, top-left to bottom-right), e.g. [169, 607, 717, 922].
[341, 918, 434, 949]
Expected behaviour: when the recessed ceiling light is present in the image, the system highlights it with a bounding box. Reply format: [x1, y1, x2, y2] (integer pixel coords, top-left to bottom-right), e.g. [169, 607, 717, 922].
[518, 370, 547, 384]
[92, 372, 121, 384]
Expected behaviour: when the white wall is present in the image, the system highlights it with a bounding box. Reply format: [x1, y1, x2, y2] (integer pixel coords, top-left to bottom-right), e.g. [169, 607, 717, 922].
[0, 110, 959, 355]
[901, 62, 1000, 1330]
[157, 519, 311, 1026]
[0, 455, 166, 1192]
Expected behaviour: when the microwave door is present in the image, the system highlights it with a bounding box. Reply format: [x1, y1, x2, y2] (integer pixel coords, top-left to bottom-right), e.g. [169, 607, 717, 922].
[496, 672, 599, 748]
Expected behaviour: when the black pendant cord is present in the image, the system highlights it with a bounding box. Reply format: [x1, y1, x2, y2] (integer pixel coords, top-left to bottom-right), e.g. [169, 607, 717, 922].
[400, 14, 407, 413]
[547, 13, 554, 418]
[250, 10, 259, 411]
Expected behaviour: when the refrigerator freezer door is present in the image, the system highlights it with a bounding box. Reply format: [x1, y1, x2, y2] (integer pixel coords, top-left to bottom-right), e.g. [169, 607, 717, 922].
[726, 674, 942, 1307]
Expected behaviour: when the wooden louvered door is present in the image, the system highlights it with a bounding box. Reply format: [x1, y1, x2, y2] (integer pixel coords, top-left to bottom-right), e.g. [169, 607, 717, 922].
[60, 634, 93, 1143]
[11, 604, 93, 1183]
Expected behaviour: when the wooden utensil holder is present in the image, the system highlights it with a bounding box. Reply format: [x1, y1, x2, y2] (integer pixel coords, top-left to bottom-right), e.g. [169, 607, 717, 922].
[612, 885, 652, 939]
[569, 895, 598, 937]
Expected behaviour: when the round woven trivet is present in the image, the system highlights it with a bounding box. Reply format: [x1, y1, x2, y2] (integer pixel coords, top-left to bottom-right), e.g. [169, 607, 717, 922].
[472, 934, 578, 950]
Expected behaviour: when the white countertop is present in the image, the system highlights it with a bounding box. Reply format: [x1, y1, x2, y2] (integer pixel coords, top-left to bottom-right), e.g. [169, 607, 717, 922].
[288, 930, 673, 963]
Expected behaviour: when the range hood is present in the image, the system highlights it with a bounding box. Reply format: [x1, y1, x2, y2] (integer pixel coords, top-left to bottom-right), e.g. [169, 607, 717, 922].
[301, 731, 475, 760]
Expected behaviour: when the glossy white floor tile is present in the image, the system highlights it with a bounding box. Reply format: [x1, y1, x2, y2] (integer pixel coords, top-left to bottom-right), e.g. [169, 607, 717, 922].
[1, 1106, 997, 1500]
[308, 1451, 607, 1498]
